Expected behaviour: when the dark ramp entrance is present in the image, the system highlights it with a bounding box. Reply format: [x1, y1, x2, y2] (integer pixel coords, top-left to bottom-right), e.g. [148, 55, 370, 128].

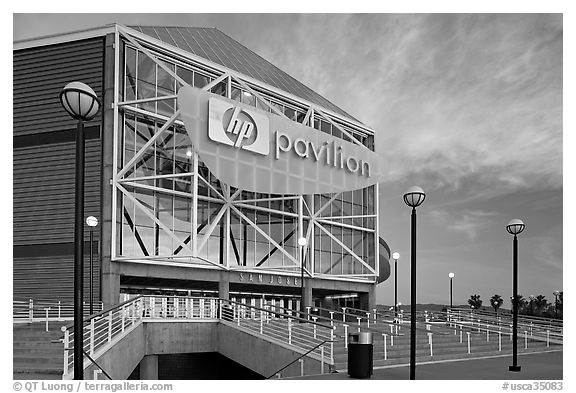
[128, 353, 264, 380]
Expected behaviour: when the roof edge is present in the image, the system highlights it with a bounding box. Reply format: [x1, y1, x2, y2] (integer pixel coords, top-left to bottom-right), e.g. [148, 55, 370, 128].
[13, 24, 116, 51]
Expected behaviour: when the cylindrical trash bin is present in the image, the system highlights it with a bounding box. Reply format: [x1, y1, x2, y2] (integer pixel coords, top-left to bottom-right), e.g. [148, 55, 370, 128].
[348, 332, 373, 378]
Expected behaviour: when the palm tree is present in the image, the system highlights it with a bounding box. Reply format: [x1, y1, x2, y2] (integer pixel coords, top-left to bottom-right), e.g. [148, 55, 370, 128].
[468, 294, 482, 310]
[512, 294, 528, 315]
[490, 294, 503, 314]
[533, 295, 548, 316]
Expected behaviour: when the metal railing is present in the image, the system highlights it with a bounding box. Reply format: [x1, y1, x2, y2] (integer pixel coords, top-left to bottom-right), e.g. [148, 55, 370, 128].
[61, 296, 335, 379]
[13, 298, 104, 323]
[220, 299, 335, 369]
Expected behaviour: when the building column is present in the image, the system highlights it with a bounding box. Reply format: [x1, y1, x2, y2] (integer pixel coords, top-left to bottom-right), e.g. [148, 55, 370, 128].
[140, 355, 158, 380]
[100, 32, 120, 309]
[358, 286, 376, 311]
[101, 272, 120, 309]
[218, 271, 229, 300]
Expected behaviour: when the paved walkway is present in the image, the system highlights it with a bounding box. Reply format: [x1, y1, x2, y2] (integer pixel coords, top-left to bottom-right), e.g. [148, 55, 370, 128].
[297, 350, 563, 380]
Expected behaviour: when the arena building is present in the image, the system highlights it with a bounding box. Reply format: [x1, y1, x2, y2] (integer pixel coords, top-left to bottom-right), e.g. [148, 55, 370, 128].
[13, 24, 391, 314]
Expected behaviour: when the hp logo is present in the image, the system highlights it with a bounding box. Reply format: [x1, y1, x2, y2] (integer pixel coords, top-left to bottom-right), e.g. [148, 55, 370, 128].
[208, 97, 269, 155]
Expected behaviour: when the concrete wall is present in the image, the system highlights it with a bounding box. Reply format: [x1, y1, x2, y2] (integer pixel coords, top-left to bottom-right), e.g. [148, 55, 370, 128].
[217, 322, 324, 378]
[83, 324, 146, 380]
[145, 321, 218, 355]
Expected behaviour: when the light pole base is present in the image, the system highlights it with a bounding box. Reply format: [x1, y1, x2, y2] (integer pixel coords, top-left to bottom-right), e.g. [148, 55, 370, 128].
[508, 365, 521, 372]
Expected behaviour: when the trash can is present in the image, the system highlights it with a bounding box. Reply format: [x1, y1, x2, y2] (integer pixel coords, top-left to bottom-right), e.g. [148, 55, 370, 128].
[347, 332, 373, 378]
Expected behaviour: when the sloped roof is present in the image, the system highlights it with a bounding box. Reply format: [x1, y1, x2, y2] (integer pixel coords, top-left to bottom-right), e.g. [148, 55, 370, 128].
[128, 26, 359, 122]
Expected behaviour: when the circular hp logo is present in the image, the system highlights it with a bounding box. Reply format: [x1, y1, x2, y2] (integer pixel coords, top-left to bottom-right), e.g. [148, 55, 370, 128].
[208, 97, 270, 156]
[222, 106, 258, 148]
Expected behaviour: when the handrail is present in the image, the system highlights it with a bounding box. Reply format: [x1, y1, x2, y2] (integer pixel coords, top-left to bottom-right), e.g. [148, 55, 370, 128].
[62, 295, 145, 329]
[226, 299, 334, 330]
[266, 339, 334, 379]
[451, 307, 563, 325]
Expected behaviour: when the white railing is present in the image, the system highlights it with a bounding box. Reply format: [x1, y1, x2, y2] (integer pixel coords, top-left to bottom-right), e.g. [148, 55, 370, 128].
[220, 299, 335, 370]
[14, 299, 104, 323]
[62, 296, 334, 379]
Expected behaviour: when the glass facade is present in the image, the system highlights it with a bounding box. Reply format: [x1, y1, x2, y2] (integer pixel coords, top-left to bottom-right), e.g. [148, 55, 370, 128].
[113, 40, 378, 282]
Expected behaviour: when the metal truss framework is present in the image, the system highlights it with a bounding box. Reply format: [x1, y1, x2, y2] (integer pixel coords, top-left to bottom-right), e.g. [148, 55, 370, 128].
[111, 25, 380, 283]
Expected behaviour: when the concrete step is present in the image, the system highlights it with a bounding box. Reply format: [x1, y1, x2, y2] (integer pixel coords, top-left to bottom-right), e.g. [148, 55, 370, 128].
[13, 371, 63, 380]
[14, 353, 63, 366]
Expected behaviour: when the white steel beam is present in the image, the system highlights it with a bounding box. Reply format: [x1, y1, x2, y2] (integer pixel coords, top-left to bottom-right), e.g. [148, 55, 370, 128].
[315, 222, 376, 275]
[116, 184, 224, 270]
[230, 205, 298, 267]
[196, 204, 228, 254]
[314, 193, 342, 219]
[117, 110, 181, 179]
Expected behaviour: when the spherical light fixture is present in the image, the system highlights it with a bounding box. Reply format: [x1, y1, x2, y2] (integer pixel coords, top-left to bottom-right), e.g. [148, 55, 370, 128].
[506, 219, 525, 236]
[298, 237, 308, 247]
[392, 252, 400, 260]
[86, 216, 99, 227]
[403, 186, 426, 208]
[59, 82, 101, 121]
[449, 272, 455, 278]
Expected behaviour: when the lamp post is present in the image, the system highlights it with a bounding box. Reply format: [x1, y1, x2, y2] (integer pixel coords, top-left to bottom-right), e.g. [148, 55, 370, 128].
[392, 252, 400, 322]
[60, 82, 101, 380]
[506, 218, 525, 373]
[403, 186, 426, 380]
[448, 272, 455, 309]
[86, 216, 98, 315]
[298, 236, 308, 317]
[553, 291, 560, 319]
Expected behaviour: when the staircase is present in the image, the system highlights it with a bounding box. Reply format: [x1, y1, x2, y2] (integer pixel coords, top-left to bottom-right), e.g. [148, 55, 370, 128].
[13, 323, 64, 380]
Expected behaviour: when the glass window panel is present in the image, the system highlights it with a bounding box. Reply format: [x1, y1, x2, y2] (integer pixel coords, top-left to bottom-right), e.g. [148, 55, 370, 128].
[174, 231, 191, 256]
[314, 250, 321, 273]
[332, 126, 343, 139]
[256, 97, 269, 112]
[211, 81, 226, 96]
[284, 106, 296, 121]
[125, 47, 137, 102]
[123, 114, 136, 165]
[174, 196, 191, 232]
[176, 66, 194, 86]
[137, 53, 156, 85]
[136, 80, 156, 112]
[241, 91, 256, 107]
[194, 73, 210, 88]
[157, 61, 175, 92]
[245, 238, 256, 267]
[231, 86, 241, 102]
[313, 118, 320, 130]
[295, 110, 306, 123]
[320, 120, 331, 134]
[270, 101, 283, 115]
[121, 224, 133, 256]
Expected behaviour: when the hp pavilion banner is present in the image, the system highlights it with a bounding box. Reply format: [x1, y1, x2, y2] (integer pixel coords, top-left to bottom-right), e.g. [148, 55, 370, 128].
[178, 86, 383, 194]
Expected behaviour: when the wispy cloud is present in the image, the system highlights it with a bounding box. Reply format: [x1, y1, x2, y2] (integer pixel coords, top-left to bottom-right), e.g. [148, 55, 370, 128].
[253, 14, 562, 200]
[429, 208, 499, 240]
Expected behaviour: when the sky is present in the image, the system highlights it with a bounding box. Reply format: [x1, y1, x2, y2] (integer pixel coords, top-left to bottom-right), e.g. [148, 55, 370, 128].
[12, 12, 565, 308]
